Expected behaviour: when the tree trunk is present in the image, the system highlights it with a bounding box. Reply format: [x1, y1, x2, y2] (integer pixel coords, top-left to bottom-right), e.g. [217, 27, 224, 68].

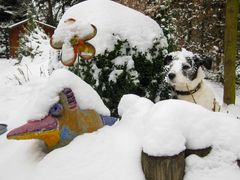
[223, 0, 239, 104]
[47, 0, 55, 26]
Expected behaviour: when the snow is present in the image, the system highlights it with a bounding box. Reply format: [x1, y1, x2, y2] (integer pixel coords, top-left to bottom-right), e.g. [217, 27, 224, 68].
[61, 42, 75, 63]
[112, 56, 135, 70]
[142, 127, 186, 156]
[34, 125, 145, 180]
[56, 0, 167, 54]
[0, 66, 240, 180]
[209, 81, 240, 119]
[119, 95, 240, 156]
[108, 69, 123, 83]
[108, 56, 139, 83]
[0, 0, 240, 180]
[30, 69, 110, 120]
[52, 18, 94, 44]
[118, 95, 240, 180]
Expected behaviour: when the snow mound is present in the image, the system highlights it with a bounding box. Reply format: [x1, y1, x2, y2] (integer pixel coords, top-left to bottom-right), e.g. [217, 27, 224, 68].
[29, 69, 110, 120]
[33, 95, 240, 180]
[1, 92, 240, 180]
[57, 0, 167, 54]
[119, 95, 240, 157]
[119, 94, 240, 180]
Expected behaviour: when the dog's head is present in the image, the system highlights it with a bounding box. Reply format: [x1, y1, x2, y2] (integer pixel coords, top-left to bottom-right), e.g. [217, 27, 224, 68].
[164, 49, 212, 91]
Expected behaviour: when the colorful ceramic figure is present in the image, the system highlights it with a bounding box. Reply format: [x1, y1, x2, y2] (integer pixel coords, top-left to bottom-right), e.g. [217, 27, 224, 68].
[7, 88, 117, 150]
[50, 18, 97, 66]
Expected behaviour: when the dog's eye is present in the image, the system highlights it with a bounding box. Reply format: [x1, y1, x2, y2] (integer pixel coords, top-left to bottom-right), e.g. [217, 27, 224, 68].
[182, 64, 191, 70]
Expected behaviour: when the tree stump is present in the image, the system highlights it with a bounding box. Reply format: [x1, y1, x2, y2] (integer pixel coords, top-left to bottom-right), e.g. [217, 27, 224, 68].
[185, 147, 212, 158]
[141, 147, 211, 180]
[141, 151, 185, 180]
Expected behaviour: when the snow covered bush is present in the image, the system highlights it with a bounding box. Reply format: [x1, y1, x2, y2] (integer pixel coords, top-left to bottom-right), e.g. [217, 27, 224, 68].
[70, 37, 170, 116]
[17, 17, 50, 62]
[48, 0, 171, 115]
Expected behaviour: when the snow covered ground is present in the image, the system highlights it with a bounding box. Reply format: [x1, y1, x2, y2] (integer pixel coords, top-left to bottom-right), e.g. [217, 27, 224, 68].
[0, 0, 240, 180]
[0, 59, 239, 180]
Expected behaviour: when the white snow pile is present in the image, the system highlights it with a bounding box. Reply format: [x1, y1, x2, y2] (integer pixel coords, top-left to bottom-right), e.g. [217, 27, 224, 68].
[54, 0, 167, 54]
[1, 84, 240, 180]
[119, 95, 240, 156]
[24, 26, 50, 58]
[9, 22, 59, 75]
[53, 20, 94, 44]
[108, 56, 139, 83]
[119, 95, 240, 180]
[19, 25, 59, 70]
[28, 69, 110, 120]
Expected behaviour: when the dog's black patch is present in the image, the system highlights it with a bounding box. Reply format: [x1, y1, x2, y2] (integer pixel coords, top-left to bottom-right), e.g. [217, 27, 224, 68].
[186, 57, 193, 66]
[182, 57, 199, 81]
[183, 55, 212, 81]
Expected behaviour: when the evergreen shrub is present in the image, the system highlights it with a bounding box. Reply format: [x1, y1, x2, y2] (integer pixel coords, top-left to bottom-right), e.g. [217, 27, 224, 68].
[70, 38, 170, 116]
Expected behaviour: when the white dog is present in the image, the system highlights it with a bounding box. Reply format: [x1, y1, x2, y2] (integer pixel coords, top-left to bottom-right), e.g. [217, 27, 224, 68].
[164, 49, 220, 112]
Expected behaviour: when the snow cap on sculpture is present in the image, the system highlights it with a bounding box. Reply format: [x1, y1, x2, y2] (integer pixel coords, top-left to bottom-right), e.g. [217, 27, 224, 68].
[51, 18, 97, 66]
[59, 0, 167, 53]
[7, 69, 117, 150]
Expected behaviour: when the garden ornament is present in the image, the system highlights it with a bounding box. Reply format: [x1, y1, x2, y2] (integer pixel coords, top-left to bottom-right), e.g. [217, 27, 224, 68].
[50, 18, 97, 66]
[7, 88, 117, 150]
[0, 124, 7, 135]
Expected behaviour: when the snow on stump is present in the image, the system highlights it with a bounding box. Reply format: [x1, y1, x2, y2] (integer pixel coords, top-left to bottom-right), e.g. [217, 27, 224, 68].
[141, 151, 185, 180]
[141, 133, 211, 180]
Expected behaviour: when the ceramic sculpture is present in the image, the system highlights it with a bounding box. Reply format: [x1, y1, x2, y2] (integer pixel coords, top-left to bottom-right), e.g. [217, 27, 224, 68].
[50, 18, 97, 66]
[7, 88, 117, 150]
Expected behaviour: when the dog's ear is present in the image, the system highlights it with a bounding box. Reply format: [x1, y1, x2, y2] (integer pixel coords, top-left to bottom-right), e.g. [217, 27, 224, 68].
[193, 55, 212, 70]
[164, 54, 173, 65]
[202, 56, 212, 70]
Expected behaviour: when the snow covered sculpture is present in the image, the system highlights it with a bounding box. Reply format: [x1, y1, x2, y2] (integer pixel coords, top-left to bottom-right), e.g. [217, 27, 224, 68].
[7, 88, 117, 150]
[50, 18, 97, 66]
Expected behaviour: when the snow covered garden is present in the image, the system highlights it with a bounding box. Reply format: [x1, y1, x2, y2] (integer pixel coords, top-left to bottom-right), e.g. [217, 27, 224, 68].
[0, 0, 240, 180]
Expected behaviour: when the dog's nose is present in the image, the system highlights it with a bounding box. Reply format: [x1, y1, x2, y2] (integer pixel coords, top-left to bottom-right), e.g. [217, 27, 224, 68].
[168, 73, 176, 80]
